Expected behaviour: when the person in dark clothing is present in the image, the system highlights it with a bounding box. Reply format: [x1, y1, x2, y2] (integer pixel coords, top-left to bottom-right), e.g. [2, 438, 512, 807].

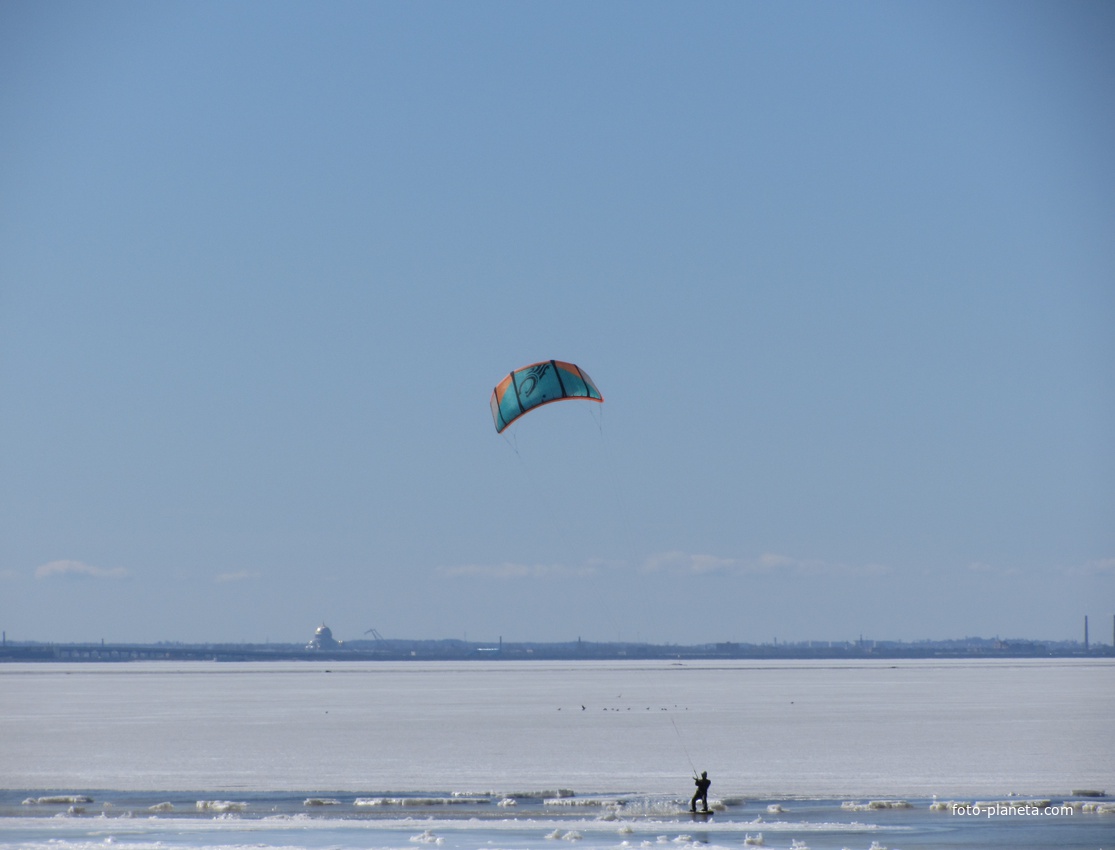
[690, 771, 711, 812]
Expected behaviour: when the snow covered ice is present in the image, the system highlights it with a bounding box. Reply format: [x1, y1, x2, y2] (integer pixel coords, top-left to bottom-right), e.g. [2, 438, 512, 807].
[1, 659, 1112, 849]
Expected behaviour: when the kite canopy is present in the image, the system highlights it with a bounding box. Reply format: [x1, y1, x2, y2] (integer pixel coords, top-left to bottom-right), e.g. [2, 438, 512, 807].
[490, 360, 603, 433]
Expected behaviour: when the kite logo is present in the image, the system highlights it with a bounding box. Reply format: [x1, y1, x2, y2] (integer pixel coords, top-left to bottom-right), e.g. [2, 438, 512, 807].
[519, 362, 551, 397]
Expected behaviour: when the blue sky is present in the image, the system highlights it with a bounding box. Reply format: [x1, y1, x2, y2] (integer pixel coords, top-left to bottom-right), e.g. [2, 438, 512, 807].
[2, 1, 1113, 645]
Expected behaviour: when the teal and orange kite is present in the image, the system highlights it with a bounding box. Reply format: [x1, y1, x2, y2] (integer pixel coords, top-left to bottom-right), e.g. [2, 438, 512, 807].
[490, 360, 603, 433]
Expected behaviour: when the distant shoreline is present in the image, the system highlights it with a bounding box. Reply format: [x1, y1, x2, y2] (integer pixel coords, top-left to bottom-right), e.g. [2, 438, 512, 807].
[2, 636, 1111, 662]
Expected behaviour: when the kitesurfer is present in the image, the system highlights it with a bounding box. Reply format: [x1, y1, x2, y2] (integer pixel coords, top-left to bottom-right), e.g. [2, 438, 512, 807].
[690, 770, 711, 812]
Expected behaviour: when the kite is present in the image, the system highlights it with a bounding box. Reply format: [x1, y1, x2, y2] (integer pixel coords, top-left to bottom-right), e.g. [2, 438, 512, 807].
[490, 360, 603, 433]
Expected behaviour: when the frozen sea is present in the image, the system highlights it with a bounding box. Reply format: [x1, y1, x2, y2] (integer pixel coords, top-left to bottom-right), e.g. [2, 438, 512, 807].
[1, 658, 1112, 850]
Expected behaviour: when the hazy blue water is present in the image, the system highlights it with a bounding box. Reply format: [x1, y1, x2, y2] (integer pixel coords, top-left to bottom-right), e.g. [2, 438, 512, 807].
[1, 659, 1112, 849]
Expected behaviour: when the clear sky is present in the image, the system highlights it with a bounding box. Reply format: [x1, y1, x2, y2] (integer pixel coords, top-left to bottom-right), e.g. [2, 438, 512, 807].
[2, 0, 1113, 646]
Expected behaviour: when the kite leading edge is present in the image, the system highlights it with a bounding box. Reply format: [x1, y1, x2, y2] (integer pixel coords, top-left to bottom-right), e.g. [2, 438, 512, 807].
[490, 360, 603, 433]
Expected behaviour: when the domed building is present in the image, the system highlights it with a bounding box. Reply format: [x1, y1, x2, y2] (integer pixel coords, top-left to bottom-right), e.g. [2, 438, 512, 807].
[306, 623, 341, 650]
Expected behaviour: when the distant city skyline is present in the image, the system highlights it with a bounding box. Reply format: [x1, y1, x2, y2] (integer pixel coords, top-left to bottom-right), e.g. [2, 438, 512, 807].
[4, 615, 1110, 655]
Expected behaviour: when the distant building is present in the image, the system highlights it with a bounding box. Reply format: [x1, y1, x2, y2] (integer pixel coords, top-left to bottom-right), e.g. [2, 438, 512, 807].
[306, 623, 341, 650]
